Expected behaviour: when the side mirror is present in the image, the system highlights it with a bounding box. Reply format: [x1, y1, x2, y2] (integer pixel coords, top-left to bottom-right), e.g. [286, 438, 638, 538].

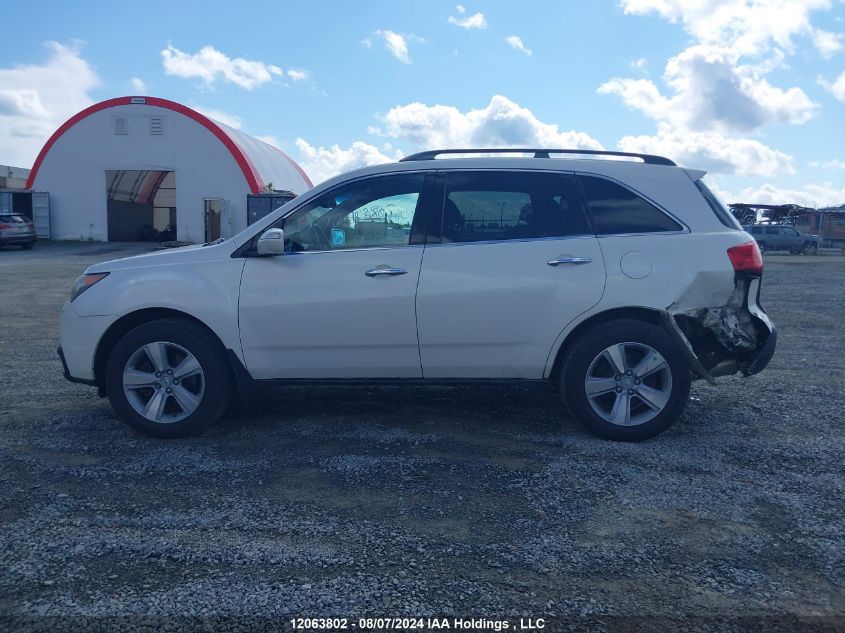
[256, 228, 285, 256]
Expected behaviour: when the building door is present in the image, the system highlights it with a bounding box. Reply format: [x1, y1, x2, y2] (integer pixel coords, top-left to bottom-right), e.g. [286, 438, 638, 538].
[204, 198, 222, 242]
[32, 192, 51, 239]
[0, 192, 11, 215]
[105, 170, 175, 241]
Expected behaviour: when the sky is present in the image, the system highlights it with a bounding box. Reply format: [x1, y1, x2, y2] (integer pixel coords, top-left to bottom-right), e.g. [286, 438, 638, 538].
[1, 0, 844, 207]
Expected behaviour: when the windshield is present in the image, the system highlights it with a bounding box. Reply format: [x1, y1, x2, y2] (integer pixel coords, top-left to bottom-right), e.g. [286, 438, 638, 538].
[0, 215, 29, 224]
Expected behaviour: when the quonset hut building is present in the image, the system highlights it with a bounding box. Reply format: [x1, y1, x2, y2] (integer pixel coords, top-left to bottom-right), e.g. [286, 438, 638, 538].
[25, 96, 312, 242]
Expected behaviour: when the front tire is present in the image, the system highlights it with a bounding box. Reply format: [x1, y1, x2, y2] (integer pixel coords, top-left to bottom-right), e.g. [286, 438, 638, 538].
[561, 319, 691, 441]
[105, 318, 231, 438]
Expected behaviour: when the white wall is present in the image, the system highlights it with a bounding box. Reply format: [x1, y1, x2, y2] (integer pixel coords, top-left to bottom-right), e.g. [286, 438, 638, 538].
[31, 104, 251, 242]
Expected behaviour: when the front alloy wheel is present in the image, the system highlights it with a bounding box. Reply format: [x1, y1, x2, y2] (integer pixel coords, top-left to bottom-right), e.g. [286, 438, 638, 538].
[123, 341, 205, 423]
[105, 318, 231, 437]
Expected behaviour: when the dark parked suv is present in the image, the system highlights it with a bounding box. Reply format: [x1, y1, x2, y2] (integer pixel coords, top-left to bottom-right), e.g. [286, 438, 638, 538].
[743, 224, 819, 254]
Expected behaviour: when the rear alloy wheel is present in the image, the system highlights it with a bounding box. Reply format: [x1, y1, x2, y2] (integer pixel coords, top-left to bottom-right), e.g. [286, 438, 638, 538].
[105, 319, 231, 438]
[803, 242, 817, 255]
[584, 342, 672, 427]
[562, 319, 691, 441]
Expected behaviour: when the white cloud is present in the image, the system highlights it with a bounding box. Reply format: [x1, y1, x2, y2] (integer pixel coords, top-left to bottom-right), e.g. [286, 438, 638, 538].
[809, 159, 845, 170]
[361, 37, 373, 48]
[296, 95, 603, 183]
[372, 30, 424, 64]
[161, 44, 283, 90]
[448, 11, 487, 29]
[287, 69, 308, 82]
[505, 35, 532, 56]
[295, 139, 402, 184]
[130, 77, 147, 93]
[377, 95, 603, 150]
[616, 124, 794, 176]
[729, 182, 845, 207]
[255, 134, 280, 147]
[456, 4, 466, 13]
[0, 41, 100, 167]
[630, 57, 648, 71]
[814, 29, 843, 58]
[619, 0, 841, 57]
[0, 89, 50, 119]
[819, 70, 845, 100]
[606, 1, 837, 177]
[599, 45, 817, 134]
[193, 107, 243, 130]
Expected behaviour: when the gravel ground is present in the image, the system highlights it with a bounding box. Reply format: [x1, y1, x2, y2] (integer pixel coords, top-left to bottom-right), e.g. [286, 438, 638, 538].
[0, 242, 843, 631]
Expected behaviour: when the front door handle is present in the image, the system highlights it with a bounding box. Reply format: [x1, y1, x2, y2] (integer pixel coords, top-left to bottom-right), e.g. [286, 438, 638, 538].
[365, 267, 408, 277]
[547, 257, 592, 266]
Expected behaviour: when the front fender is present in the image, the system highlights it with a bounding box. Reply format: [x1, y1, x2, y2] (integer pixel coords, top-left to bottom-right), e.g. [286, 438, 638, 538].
[72, 258, 247, 361]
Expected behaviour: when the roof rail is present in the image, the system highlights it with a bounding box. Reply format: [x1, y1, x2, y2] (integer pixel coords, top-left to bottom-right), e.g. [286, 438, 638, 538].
[399, 148, 676, 166]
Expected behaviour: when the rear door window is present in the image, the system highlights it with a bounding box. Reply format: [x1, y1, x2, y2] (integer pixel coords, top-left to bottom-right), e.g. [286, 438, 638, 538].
[0, 215, 27, 224]
[578, 175, 683, 234]
[438, 171, 591, 243]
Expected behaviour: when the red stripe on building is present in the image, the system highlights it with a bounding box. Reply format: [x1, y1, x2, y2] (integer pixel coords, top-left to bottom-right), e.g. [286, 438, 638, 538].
[25, 96, 289, 194]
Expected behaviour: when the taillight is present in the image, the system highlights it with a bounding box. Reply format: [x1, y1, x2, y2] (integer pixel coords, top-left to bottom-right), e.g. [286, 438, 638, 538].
[727, 241, 763, 275]
[0, 224, 9, 230]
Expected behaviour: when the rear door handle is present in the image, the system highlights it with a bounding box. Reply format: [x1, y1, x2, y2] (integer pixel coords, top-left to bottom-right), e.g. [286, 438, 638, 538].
[365, 267, 408, 277]
[547, 257, 592, 266]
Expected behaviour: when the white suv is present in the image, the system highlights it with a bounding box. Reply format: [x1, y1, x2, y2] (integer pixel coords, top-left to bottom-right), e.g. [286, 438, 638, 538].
[58, 149, 776, 441]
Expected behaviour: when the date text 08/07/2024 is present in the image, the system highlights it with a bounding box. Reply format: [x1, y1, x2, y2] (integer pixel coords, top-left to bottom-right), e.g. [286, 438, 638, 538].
[289, 616, 547, 630]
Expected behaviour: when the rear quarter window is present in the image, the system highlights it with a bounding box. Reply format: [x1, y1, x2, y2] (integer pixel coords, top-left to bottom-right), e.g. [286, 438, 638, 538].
[578, 175, 682, 235]
[695, 181, 742, 229]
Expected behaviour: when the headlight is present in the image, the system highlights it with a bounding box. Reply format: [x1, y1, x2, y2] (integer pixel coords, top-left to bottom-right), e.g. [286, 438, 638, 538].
[70, 272, 109, 302]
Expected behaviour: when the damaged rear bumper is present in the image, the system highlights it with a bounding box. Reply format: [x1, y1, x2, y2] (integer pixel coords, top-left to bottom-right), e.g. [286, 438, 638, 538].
[741, 278, 776, 376]
[667, 276, 776, 383]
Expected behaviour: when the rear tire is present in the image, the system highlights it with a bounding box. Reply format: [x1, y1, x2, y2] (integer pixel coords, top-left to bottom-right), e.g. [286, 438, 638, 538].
[561, 319, 691, 441]
[104, 318, 231, 438]
[802, 242, 817, 255]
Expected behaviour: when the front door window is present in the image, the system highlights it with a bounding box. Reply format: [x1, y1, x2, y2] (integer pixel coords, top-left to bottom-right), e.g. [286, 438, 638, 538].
[282, 173, 426, 252]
